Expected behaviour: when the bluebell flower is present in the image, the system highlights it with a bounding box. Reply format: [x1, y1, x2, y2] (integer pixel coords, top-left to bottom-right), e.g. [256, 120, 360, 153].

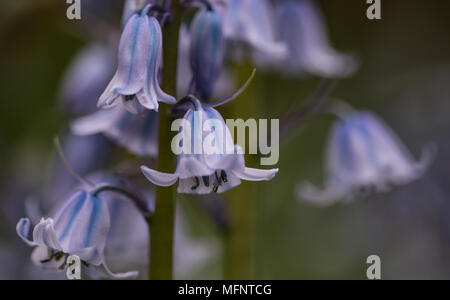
[98, 8, 176, 113]
[59, 44, 115, 117]
[71, 105, 158, 157]
[141, 97, 279, 194]
[17, 190, 139, 279]
[178, 25, 235, 99]
[220, 0, 287, 63]
[298, 110, 435, 206]
[276, 0, 357, 77]
[189, 8, 225, 100]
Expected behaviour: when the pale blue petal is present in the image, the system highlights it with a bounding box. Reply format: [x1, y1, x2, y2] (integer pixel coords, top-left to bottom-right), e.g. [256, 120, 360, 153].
[53, 191, 110, 264]
[16, 218, 37, 247]
[93, 260, 139, 280]
[32, 219, 64, 252]
[137, 17, 176, 111]
[141, 166, 179, 186]
[234, 167, 279, 181]
[113, 14, 151, 96]
[71, 107, 123, 136]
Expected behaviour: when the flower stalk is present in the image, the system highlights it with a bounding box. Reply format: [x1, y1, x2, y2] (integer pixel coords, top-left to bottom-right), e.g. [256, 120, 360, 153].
[224, 64, 258, 280]
[149, 0, 183, 280]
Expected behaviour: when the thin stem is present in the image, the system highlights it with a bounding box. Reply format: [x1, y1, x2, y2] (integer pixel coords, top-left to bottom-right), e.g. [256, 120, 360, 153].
[224, 64, 257, 280]
[53, 137, 95, 188]
[280, 79, 338, 142]
[149, 0, 183, 280]
[206, 69, 256, 108]
[93, 185, 152, 217]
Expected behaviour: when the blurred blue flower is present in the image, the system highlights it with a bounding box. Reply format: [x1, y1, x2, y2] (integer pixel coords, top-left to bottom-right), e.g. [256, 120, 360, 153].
[178, 25, 235, 99]
[17, 189, 139, 279]
[298, 109, 435, 206]
[71, 105, 158, 158]
[220, 0, 287, 64]
[276, 0, 357, 77]
[141, 97, 278, 194]
[98, 8, 175, 113]
[190, 7, 225, 100]
[59, 44, 115, 117]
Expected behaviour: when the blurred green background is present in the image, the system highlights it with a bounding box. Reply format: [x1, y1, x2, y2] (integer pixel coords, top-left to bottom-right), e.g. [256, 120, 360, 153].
[1, 0, 450, 279]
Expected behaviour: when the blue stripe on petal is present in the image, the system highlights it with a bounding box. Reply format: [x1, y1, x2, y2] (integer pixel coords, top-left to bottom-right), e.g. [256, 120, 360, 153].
[58, 194, 87, 242]
[84, 196, 101, 247]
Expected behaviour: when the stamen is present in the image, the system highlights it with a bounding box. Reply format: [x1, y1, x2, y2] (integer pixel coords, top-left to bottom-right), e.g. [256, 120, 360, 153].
[125, 95, 135, 101]
[40, 249, 55, 264]
[202, 176, 210, 187]
[191, 177, 200, 190]
[54, 252, 65, 261]
[215, 171, 222, 186]
[220, 170, 228, 183]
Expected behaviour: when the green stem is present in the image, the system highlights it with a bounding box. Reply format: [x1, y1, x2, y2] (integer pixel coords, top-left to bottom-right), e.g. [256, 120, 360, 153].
[224, 64, 258, 280]
[149, 0, 183, 280]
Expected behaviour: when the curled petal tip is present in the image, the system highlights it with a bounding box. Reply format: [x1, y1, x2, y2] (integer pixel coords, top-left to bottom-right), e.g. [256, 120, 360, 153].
[141, 166, 179, 187]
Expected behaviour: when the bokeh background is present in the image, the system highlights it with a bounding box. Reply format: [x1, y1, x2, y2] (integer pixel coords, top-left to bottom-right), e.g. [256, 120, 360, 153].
[1, 0, 450, 279]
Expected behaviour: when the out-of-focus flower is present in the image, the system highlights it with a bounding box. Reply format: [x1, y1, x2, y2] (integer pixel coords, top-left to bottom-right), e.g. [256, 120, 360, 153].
[59, 44, 115, 117]
[220, 0, 287, 64]
[190, 8, 225, 100]
[98, 8, 175, 113]
[101, 186, 150, 277]
[17, 171, 153, 280]
[276, 0, 357, 77]
[141, 97, 278, 194]
[17, 190, 139, 279]
[174, 207, 220, 279]
[177, 25, 235, 100]
[71, 106, 158, 157]
[298, 109, 435, 206]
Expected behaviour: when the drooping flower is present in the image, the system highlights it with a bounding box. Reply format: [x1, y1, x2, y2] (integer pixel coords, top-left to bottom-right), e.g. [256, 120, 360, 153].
[177, 25, 235, 100]
[98, 7, 176, 113]
[220, 0, 287, 63]
[71, 105, 158, 157]
[17, 190, 138, 279]
[298, 109, 435, 206]
[16, 172, 152, 280]
[276, 0, 357, 77]
[59, 44, 115, 117]
[141, 97, 279, 194]
[189, 7, 225, 100]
